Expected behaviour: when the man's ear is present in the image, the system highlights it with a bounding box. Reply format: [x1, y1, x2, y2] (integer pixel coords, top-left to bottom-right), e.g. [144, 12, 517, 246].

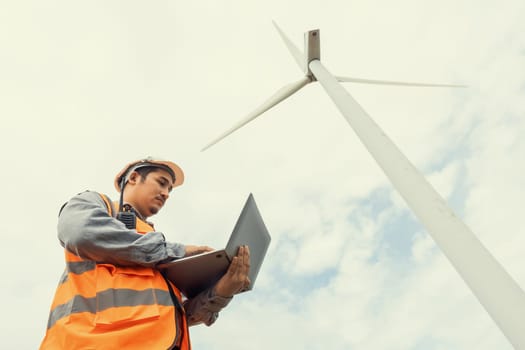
[127, 171, 140, 185]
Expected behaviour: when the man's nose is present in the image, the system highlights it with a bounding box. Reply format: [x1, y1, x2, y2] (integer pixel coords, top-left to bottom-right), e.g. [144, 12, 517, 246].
[160, 188, 169, 199]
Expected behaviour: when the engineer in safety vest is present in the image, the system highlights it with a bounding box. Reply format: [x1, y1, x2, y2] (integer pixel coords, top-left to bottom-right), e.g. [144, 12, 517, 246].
[40, 157, 251, 350]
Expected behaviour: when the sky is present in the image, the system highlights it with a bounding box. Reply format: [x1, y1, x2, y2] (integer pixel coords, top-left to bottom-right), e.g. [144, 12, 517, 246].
[1, 0, 524, 349]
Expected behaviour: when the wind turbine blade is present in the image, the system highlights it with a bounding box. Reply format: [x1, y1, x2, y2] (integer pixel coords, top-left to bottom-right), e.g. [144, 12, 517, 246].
[310, 59, 525, 349]
[272, 21, 306, 73]
[201, 77, 310, 151]
[336, 75, 467, 88]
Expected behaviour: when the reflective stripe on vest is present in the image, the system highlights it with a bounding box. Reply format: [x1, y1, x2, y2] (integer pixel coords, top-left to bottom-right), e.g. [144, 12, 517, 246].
[47, 287, 174, 329]
[40, 194, 190, 350]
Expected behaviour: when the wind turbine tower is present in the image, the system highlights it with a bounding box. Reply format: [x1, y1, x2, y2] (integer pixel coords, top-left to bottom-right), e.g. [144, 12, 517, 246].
[203, 23, 525, 348]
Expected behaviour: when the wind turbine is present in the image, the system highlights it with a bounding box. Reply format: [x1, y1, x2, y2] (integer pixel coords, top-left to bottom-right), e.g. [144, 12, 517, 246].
[202, 23, 525, 348]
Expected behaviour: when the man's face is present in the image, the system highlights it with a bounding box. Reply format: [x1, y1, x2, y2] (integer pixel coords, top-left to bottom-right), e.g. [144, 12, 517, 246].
[125, 168, 174, 218]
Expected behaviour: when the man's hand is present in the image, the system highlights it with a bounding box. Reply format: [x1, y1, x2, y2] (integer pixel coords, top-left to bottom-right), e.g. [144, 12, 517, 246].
[214, 245, 251, 298]
[184, 245, 214, 257]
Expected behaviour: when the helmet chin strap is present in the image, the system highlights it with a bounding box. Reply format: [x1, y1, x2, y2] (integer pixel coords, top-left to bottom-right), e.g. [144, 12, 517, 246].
[119, 177, 127, 213]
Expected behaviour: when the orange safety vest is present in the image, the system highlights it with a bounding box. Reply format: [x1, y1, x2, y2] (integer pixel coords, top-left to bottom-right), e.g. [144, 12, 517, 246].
[40, 194, 190, 350]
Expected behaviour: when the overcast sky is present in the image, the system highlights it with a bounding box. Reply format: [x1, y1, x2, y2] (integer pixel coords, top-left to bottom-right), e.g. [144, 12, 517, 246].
[1, 0, 524, 349]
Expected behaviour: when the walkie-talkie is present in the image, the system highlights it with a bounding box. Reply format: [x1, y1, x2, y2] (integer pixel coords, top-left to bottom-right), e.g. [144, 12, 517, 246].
[117, 178, 136, 229]
[117, 209, 136, 229]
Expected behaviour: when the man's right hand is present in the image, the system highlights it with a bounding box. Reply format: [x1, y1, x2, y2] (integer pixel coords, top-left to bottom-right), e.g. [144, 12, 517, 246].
[184, 245, 214, 257]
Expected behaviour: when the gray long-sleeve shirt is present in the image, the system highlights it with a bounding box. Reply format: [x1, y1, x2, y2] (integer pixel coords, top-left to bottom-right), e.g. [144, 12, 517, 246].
[58, 190, 231, 326]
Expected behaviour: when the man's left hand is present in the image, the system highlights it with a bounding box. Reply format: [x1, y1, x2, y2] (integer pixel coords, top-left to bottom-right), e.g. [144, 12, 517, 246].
[214, 245, 251, 298]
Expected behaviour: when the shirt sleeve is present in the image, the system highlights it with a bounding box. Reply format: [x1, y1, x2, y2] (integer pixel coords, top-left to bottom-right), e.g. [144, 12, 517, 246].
[58, 191, 186, 267]
[183, 288, 233, 327]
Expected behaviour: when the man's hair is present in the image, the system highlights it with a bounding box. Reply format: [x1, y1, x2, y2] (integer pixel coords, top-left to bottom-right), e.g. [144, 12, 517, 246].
[134, 166, 160, 183]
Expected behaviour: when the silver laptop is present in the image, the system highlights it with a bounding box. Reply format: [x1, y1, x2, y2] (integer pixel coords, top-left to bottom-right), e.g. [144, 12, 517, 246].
[158, 193, 271, 298]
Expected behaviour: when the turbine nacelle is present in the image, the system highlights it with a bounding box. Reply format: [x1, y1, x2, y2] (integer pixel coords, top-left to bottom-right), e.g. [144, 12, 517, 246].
[304, 29, 320, 79]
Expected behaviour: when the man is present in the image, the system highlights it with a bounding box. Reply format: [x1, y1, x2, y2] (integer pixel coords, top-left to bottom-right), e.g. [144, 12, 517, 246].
[40, 158, 250, 350]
